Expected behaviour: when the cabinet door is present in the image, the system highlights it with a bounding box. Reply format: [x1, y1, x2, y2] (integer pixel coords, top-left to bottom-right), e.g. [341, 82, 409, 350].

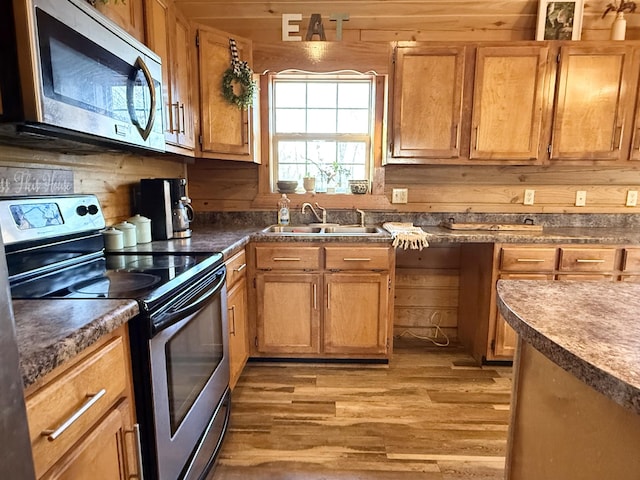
[470, 46, 548, 161]
[390, 46, 465, 161]
[172, 10, 196, 149]
[491, 273, 552, 360]
[41, 400, 138, 480]
[197, 27, 254, 160]
[630, 68, 640, 161]
[144, 0, 173, 143]
[323, 273, 389, 355]
[255, 273, 321, 354]
[227, 276, 248, 389]
[95, 0, 145, 41]
[550, 45, 635, 161]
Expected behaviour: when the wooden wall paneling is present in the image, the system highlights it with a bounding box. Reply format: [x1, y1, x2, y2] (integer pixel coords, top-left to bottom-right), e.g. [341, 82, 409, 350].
[394, 247, 460, 340]
[0, 146, 186, 224]
[188, 158, 259, 211]
[173, 0, 640, 42]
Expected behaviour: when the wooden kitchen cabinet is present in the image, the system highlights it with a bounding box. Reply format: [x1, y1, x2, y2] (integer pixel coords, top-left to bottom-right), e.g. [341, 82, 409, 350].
[470, 46, 549, 162]
[251, 243, 394, 359]
[196, 26, 256, 161]
[549, 45, 636, 162]
[24, 326, 141, 479]
[255, 272, 322, 354]
[144, 0, 196, 152]
[389, 45, 465, 161]
[460, 243, 628, 363]
[225, 249, 249, 389]
[95, 0, 145, 41]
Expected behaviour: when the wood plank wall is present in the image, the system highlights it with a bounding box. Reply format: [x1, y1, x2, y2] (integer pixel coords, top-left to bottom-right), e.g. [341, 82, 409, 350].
[0, 145, 186, 225]
[174, 0, 639, 42]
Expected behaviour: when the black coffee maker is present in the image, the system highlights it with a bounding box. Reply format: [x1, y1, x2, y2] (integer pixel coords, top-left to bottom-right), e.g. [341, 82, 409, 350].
[139, 178, 194, 240]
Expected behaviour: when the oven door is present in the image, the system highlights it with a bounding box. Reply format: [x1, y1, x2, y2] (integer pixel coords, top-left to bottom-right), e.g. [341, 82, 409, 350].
[148, 266, 229, 480]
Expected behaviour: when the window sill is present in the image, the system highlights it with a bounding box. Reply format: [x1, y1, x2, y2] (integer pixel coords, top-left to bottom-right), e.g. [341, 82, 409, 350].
[251, 193, 393, 210]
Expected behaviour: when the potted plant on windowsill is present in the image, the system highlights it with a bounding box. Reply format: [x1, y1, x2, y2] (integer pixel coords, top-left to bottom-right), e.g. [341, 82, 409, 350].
[602, 1, 637, 40]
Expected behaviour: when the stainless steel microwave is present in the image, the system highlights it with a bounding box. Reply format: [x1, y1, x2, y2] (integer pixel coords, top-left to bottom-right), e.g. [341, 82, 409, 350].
[0, 0, 165, 153]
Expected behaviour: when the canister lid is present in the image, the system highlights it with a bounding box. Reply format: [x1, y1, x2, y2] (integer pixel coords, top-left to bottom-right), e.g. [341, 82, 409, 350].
[127, 214, 151, 225]
[114, 221, 136, 231]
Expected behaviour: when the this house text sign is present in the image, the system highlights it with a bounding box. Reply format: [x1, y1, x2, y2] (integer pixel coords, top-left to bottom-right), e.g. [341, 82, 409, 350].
[282, 13, 350, 41]
[0, 167, 74, 196]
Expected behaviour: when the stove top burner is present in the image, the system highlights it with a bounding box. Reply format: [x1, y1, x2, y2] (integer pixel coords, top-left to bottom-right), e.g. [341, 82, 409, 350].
[69, 272, 161, 296]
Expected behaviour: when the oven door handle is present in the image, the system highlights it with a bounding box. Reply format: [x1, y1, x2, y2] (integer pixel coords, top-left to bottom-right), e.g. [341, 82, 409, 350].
[152, 268, 226, 333]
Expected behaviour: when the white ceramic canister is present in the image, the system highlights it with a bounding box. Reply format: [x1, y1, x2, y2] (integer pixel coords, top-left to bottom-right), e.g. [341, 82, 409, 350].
[114, 221, 137, 247]
[102, 227, 124, 251]
[127, 214, 152, 244]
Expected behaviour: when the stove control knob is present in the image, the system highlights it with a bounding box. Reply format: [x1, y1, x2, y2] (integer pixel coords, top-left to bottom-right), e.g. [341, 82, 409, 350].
[76, 205, 88, 216]
[88, 204, 99, 215]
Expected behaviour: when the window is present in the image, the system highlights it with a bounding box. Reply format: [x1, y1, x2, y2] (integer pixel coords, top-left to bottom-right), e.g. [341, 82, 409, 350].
[271, 74, 376, 193]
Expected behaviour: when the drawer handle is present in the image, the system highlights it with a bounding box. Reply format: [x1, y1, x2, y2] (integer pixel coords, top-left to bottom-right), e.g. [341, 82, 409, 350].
[125, 423, 145, 480]
[272, 257, 301, 261]
[342, 258, 371, 262]
[313, 283, 317, 310]
[516, 258, 546, 263]
[41, 389, 107, 441]
[234, 263, 247, 272]
[576, 259, 606, 263]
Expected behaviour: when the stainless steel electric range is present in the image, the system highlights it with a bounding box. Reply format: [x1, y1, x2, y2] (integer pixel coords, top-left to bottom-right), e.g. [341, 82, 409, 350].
[2, 194, 230, 480]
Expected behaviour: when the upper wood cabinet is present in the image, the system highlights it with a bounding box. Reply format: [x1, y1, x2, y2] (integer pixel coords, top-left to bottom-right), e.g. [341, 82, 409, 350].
[95, 0, 145, 41]
[470, 46, 549, 161]
[196, 26, 256, 161]
[549, 45, 636, 162]
[144, 0, 196, 152]
[389, 45, 465, 161]
[630, 54, 640, 161]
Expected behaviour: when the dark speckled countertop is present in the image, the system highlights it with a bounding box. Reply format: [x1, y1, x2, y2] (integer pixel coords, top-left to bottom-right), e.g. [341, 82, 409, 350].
[14, 299, 139, 389]
[15, 220, 640, 391]
[496, 280, 640, 415]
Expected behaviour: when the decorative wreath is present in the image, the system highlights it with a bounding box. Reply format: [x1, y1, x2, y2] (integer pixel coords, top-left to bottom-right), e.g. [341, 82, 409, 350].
[222, 38, 256, 110]
[221, 63, 256, 110]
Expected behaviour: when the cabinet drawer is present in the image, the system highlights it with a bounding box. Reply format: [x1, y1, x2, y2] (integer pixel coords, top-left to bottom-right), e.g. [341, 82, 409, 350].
[26, 336, 128, 478]
[255, 245, 321, 270]
[499, 247, 556, 271]
[558, 247, 616, 272]
[325, 246, 391, 271]
[622, 248, 640, 272]
[226, 249, 247, 288]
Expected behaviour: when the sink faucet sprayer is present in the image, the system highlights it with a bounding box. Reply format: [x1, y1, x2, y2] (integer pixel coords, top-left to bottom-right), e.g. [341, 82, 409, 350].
[301, 202, 327, 224]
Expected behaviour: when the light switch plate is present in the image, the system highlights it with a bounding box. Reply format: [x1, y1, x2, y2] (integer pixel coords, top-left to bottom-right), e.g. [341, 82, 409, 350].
[626, 190, 638, 207]
[575, 190, 587, 207]
[392, 188, 408, 204]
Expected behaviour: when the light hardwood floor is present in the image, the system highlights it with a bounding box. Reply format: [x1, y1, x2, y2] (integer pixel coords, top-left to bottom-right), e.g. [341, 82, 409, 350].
[208, 339, 512, 480]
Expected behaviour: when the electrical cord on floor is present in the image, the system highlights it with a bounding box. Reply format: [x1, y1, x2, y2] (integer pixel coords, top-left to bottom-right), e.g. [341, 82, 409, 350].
[394, 311, 450, 347]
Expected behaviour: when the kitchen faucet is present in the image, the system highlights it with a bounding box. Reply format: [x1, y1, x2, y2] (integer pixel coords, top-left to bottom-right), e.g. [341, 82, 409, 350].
[356, 208, 365, 227]
[301, 202, 327, 224]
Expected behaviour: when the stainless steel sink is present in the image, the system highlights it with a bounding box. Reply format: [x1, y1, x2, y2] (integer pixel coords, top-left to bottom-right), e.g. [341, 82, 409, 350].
[261, 225, 387, 236]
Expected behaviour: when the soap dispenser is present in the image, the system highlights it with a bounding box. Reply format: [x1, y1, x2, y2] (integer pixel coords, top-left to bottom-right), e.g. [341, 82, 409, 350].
[277, 194, 290, 225]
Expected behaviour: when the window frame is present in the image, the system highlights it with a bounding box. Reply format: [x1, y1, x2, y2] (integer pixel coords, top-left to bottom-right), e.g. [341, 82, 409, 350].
[254, 71, 387, 203]
[269, 73, 376, 194]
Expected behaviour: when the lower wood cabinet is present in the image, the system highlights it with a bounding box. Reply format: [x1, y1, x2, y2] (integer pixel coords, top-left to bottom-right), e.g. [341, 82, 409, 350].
[460, 243, 626, 363]
[250, 243, 394, 360]
[226, 249, 249, 389]
[24, 326, 141, 480]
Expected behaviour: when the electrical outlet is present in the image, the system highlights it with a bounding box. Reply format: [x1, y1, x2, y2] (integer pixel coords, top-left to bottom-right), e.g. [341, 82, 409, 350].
[575, 190, 587, 207]
[392, 188, 408, 204]
[626, 190, 638, 207]
[524, 189, 535, 206]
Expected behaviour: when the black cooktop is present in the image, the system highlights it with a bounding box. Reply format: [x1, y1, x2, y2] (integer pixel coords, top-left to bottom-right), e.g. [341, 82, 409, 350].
[10, 252, 224, 307]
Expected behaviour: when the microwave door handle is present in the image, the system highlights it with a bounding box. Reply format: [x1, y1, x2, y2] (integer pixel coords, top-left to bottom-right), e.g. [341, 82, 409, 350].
[129, 56, 157, 141]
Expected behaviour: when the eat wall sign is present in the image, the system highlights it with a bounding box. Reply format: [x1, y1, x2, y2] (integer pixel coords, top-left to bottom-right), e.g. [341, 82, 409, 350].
[282, 13, 350, 41]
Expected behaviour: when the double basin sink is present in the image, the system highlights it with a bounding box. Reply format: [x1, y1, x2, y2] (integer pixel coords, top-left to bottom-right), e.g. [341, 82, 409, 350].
[262, 224, 388, 236]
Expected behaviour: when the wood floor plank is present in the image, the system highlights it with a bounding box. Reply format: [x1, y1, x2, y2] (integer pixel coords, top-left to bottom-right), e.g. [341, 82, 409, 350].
[207, 339, 512, 480]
